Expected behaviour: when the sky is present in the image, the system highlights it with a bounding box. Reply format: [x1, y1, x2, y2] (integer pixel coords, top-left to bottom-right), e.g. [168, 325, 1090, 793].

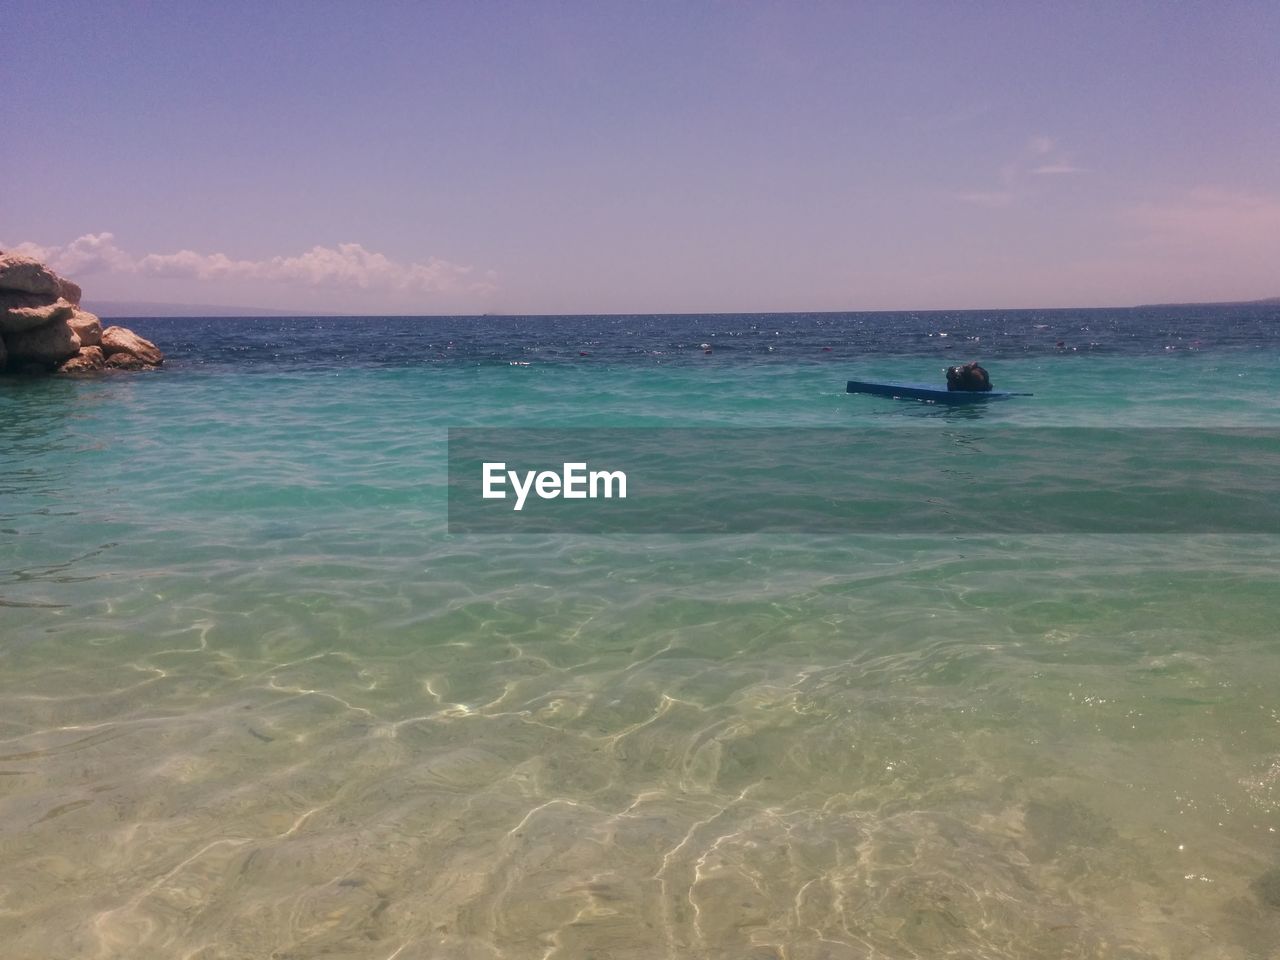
[3, 0, 1278, 314]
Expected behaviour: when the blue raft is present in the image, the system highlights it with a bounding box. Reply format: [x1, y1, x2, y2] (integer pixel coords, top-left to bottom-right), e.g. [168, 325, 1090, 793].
[846, 379, 1033, 404]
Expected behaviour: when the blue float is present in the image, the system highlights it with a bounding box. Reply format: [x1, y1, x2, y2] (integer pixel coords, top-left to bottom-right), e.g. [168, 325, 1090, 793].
[846, 380, 1033, 403]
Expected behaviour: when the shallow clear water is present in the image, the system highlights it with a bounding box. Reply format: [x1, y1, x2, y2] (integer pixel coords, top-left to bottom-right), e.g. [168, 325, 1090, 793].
[2, 309, 1279, 959]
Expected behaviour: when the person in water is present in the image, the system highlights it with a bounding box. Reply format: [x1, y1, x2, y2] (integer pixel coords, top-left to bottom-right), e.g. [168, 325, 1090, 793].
[946, 361, 992, 391]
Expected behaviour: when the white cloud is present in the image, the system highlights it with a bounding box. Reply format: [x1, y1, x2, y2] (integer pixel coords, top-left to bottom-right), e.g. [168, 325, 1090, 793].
[4, 232, 135, 275]
[956, 136, 1089, 205]
[54, 232, 136, 274]
[1, 233, 494, 297]
[136, 249, 248, 280]
[4, 239, 58, 262]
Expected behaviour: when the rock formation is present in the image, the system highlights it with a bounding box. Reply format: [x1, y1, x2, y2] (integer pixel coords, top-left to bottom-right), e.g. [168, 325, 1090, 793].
[0, 251, 163, 374]
[100, 325, 163, 365]
[69, 309, 102, 347]
[0, 256, 62, 296]
[58, 345, 105, 373]
[5, 316, 81, 367]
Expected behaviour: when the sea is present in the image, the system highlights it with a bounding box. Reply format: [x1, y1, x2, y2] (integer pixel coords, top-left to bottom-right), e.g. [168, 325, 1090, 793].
[2, 306, 1279, 959]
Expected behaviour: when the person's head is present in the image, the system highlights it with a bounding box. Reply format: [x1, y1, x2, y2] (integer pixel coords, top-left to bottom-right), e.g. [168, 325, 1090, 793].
[966, 361, 990, 385]
[947, 361, 991, 390]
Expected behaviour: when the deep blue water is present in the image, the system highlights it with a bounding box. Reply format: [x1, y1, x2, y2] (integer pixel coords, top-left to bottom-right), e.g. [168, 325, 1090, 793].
[120, 304, 1280, 370]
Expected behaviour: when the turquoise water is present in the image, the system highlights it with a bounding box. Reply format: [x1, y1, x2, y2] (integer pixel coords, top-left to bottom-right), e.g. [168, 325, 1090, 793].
[3, 313, 1280, 958]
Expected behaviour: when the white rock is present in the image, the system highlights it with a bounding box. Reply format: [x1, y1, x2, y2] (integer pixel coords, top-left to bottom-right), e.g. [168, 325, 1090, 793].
[0, 296, 76, 335]
[57, 277, 83, 306]
[68, 308, 102, 347]
[101, 325, 164, 365]
[0, 254, 60, 296]
[57, 346, 106, 374]
[4, 317, 81, 367]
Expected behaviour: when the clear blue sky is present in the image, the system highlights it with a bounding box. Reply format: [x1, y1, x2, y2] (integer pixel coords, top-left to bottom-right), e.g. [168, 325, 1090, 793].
[4, 1, 1278, 313]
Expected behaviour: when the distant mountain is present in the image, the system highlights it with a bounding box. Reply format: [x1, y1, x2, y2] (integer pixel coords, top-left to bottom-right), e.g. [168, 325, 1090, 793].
[1135, 295, 1280, 308]
[83, 299, 335, 317]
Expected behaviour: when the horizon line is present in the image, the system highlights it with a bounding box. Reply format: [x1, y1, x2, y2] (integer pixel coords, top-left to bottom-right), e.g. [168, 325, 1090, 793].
[92, 295, 1280, 319]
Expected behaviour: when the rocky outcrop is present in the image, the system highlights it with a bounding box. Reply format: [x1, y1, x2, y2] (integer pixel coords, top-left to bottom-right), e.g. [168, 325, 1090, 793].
[57, 346, 105, 374]
[101, 325, 164, 365]
[1, 293, 76, 335]
[0, 251, 162, 374]
[5, 316, 81, 366]
[68, 308, 102, 347]
[57, 277, 83, 306]
[0, 255, 60, 297]
[104, 351, 149, 370]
